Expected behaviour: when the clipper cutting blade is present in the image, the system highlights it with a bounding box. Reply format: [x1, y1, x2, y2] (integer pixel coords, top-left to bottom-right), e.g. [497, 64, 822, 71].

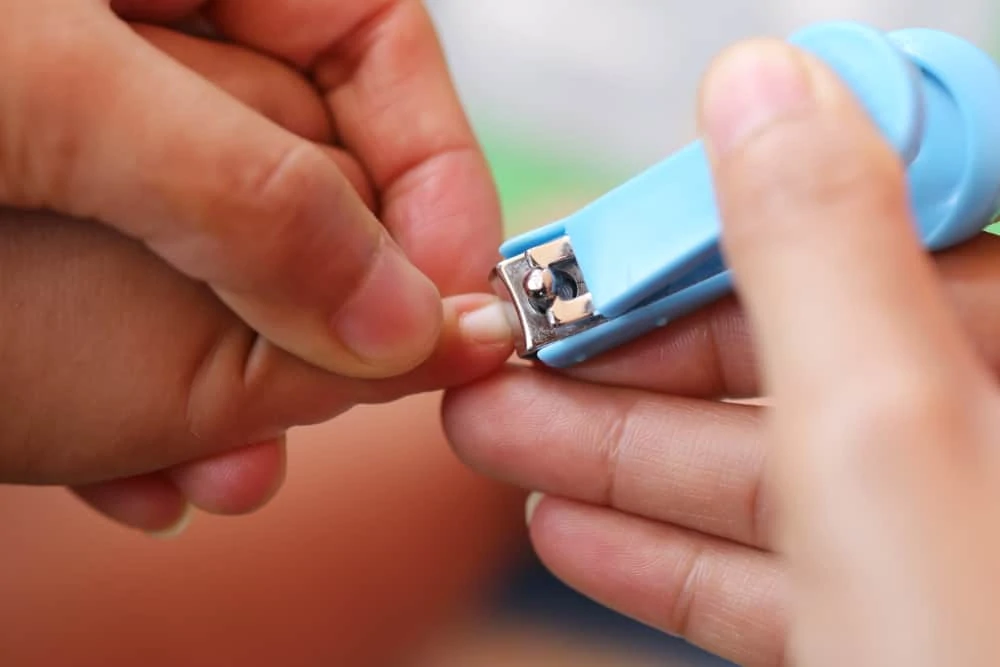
[489, 236, 606, 358]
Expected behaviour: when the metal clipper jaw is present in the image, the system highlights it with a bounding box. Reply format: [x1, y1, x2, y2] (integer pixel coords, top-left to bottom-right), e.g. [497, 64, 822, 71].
[489, 236, 606, 358]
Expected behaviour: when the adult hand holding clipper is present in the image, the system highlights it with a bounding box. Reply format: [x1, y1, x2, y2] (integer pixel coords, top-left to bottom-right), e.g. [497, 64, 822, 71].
[491, 23, 1000, 367]
[447, 22, 1000, 666]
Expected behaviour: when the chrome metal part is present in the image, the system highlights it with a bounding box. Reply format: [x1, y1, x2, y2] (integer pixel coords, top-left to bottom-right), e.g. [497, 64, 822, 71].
[489, 236, 606, 358]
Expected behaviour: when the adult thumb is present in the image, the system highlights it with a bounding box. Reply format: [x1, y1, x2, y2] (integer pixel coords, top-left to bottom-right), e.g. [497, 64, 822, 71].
[0, 9, 441, 378]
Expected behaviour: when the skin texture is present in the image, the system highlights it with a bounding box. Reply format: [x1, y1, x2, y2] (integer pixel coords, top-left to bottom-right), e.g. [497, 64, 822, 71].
[0, 395, 527, 667]
[0, 9, 513, 531]
[4, 0, 504, 378]
[444, 40, 1000, 667]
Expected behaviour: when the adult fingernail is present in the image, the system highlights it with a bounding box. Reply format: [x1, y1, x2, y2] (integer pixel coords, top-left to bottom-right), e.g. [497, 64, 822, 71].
[146, 503, 193, 540]
[525, 491, 544, 525]
[459, 299, 514, 346]
[701, 40, 815, 157]
[332, 240, 442, 375]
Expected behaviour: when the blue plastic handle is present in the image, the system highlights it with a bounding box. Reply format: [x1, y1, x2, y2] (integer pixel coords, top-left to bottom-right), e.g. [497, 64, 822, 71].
[498, 22, 1000, 368]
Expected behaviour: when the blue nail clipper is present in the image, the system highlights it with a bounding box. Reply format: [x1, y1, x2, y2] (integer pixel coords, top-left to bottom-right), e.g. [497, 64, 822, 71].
[489, 21, 1000, 367]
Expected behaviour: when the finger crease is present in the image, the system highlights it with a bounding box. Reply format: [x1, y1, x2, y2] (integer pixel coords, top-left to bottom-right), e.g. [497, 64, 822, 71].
[184, 324, 252, 443]
[184, 329, 228, 442]
[379, 144, 481, 203]
[669, 542, 709, 640]
[706, 306, 736, 398]
[243, 332, 271, 390]
[307, 0, 400, 80]
[601, 396, 639, 508]
[748, 461, 770, 549]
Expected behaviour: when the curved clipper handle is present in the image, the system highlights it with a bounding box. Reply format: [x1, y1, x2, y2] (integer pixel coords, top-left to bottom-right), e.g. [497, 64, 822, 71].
[884, 27, 1000, 248]
[798, 24, 1000, 248]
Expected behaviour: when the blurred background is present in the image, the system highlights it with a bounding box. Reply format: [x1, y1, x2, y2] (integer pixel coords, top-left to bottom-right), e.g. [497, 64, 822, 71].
[2, 2, 997, 666]
[430, 0, 997, 237]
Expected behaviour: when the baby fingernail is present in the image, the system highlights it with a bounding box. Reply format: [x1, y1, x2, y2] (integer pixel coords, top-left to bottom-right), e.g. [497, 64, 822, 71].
[525, 491, 544, 525]
[460, 299, 514, 345]
[701, 40, 815, 157]
[146, 503, 193, 540]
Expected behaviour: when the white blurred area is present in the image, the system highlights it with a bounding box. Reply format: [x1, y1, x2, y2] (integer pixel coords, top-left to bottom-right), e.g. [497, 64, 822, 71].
[426, 0, 996, 171]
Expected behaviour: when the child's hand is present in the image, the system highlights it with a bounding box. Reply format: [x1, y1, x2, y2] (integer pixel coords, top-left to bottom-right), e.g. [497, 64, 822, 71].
[3, 0, 502, 378]
[1, 21, 511, 534]
[444, 41, 1000, 667]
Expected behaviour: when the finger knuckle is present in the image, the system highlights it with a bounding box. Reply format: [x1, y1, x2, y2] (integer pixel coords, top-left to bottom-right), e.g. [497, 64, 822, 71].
[860, 375, 958, 432]
[664, 543, 710, 638]
[229, 144, 324, 277]
[213, 141, 377, 301]
[184, 324, 254, 446]
[815, 371, 971, 469]
[748, 464, 773, 549]
[0, 21, 107, 208]
[600, 397, 639, 507]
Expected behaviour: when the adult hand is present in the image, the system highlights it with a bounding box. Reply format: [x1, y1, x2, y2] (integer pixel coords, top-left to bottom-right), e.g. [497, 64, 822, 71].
[4, 0, 501, 378]
[444, 40, 1000, 666]
[2, 15, 511, 534]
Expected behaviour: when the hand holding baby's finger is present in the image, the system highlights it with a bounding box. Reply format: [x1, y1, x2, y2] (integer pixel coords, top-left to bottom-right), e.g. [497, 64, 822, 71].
[0, 11, 512, 532]
[1, 1, 457, 379]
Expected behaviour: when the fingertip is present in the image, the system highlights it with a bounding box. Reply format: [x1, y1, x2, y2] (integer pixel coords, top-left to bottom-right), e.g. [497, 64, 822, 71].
[388, 292, 514, 396]
[525, 491, 545, 526]
[440, 293, 515, 367]
[699, 39, 816, 161]
[72, 474, 190, 534]
[329, 240, 444, 378]
[523, 496, 582, 566]
[455, 297, 516, 348]
[169, 439, 287, 515]
[439, 366, 527, 473]
[146, 502, 195, 540]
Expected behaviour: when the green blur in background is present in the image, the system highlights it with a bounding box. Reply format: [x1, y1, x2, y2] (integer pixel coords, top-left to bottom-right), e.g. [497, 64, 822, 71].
[481, 130, 624, 237]
[478, 26, 1000, 238]
[482, 127, 1000, 239]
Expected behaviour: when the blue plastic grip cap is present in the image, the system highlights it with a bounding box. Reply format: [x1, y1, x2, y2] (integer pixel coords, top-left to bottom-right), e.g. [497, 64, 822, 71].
[790, 22, 925, 162]
[798, 23, 1000, 249]
[495, 22, 1000, 367]
[887, 27, 1000, 248]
